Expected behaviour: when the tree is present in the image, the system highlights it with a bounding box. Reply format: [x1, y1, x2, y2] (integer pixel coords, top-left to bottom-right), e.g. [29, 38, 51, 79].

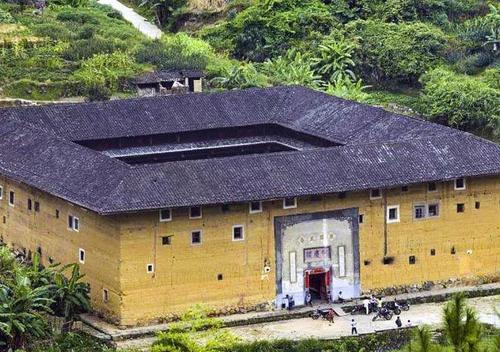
[419, 68, 500, 141]
[442, 293, 482, 352]
[73, 51, 142, 101]
[312, 38, 358, 83]
[483, 4, 499, 54]
[0, 276, 53, 350]
[211, 63, 269, 90]
[260, 50, 323, 88]
[347, 20, 446, 84]
[408, 326, 438, 352]
[52, 264, 91, 333]
[324, 76, 370, 102]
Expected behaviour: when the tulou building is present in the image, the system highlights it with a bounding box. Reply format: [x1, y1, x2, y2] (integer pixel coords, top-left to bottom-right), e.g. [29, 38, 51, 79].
[0, 86, 498, 326]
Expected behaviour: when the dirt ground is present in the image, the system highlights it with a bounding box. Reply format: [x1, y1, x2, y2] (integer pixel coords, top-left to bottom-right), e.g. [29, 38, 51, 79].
[227, 295, 500, 341]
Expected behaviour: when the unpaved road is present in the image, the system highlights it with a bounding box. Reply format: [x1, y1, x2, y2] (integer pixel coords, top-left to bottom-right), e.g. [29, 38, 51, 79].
[98, 0, 162, 39]
[228, 295, 500, 341]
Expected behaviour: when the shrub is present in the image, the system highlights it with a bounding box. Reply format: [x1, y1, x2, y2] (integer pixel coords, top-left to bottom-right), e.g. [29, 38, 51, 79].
[62, 37, 126, 61]
[210, 62, 269, 90]
[3, 79, 82, 100]
[0, 8, 15, 23]
[135, 33, 215, 71]
[56, 10, 98, 24]
[203, 0, 335, 62]
[419, 68, 500, 141]
[73, 52, 143, 101]
[347, 20, 447, 84]
[260, 50, 322, 88]
[31, 22, 73, 41]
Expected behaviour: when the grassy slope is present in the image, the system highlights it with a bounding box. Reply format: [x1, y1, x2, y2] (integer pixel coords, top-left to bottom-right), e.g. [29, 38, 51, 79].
[0, 1, 148, 101]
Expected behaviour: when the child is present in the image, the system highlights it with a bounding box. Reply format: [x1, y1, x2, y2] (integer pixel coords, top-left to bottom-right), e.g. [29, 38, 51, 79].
[351, 319, 358, 335]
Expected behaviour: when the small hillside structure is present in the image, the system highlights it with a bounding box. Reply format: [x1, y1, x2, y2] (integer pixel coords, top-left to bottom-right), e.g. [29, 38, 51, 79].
[135, 70, 203, 96]
[0, 86, 498, 326]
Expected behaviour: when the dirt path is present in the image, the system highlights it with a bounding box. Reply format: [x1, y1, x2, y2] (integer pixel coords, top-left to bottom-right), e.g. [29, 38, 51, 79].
[98, 0, 162, 39]
[228, 295, 500, 341]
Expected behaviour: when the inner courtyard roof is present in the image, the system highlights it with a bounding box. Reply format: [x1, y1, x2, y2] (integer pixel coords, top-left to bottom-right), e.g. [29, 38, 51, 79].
[0, 86, 499, 214]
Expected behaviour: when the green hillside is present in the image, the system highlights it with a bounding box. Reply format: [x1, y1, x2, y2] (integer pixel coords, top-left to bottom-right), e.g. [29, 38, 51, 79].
[0, 0, 498, 140]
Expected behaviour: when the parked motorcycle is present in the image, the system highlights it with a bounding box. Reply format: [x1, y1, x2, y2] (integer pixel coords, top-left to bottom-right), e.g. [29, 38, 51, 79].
[372, 307, 393, 321]
[383, 301, 402, 315]
[311, 308, 335, 323]
[397, 299, 410, 311]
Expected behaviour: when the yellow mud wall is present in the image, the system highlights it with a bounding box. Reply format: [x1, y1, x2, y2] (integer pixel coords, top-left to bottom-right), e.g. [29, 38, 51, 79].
[116, 176, 499, 326]
[0, 174, 498, 326]
[0, 177, 122, 322]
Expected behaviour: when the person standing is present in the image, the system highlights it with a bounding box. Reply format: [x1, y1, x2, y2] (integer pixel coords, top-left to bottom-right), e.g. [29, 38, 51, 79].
[288, 295, 295, 310]
[338, 291, 345, 303]
[406, 319, 412, 327]
[369, 294, 377, 312]
[395, 316, 402, 328]
[351, 319, 358, 335]
[363, 297, 370, 315]
[377, 296, 383, 310]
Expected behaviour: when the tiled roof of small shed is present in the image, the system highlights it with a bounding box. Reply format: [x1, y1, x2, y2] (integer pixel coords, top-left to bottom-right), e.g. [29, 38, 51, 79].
[0, 86, 499, 214]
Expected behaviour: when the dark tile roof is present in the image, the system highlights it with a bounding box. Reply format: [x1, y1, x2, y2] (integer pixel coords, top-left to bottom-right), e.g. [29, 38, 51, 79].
[0, 86, 498, 214]
[135, 70, 204, 84]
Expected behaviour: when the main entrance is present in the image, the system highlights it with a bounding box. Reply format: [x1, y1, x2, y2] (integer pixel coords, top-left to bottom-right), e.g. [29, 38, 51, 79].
[305, 268, 330, 301]
[274, 208, 361, 307]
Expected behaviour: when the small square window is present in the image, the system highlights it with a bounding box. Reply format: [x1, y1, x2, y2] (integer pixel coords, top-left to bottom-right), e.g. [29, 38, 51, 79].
[283, 197, 297, 209]
[78, 248, 85, 264]
[34, 201, 40, 212]
[358, 214, 364, 224]
[338, 192, 346, 199]
[414, 205, 425, 219]
[454, 178, 466, 190]
[146, 264, 154, 273]
[451, 246, 456, 255]
[232, 225, 244, 241]
[0, 186, 3, 199]
[191, 230, 202, 245]
[189, 206, 202, 219]
[428, 182, 437, 192]
[401, 186, 409, 192]
[249, 201, 262, 214]
[221, 204, 230, 212]
[409, 255, 416, 265]
[217, 274, 223, 281]
[457, 203, 465, 213]
[160, 209, 172, 222]
[430, 249, 436, 256]
[370, 189, 382, 199]
[387, 205, 400, 223]
[9, 191, 15, 206]
[475, 201, 480, 209]
[27, 199, 32, 211]
[55, 209, 60, 218]
[103, 289, 109, 302]
[428, 204, 439, 217]
[162, 235, 172, 245]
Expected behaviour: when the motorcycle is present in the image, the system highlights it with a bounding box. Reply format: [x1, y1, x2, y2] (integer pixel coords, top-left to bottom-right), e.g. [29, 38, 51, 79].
[397, 299, 410, 311]
[383, 301, 402, 315]
[311, 308, 335, 323]
[372, 307, 393, 321]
